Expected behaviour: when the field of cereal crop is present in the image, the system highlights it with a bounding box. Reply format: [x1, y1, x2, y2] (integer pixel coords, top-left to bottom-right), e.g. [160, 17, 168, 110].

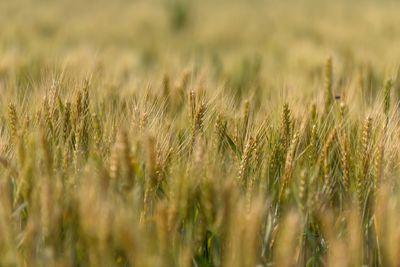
[1, 0, 400, 266]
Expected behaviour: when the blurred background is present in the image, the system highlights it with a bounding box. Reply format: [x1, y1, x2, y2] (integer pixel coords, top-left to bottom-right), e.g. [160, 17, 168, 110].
[1, 0, 400, 95]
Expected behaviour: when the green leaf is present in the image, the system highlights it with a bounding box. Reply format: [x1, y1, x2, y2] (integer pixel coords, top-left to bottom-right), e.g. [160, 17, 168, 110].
[194, 254, 214, 267]
[224, 132, 241, 158]
[58, 96, 64, 113]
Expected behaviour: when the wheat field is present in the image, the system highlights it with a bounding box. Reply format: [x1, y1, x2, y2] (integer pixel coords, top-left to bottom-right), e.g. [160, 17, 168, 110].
[1, 0, 400, 266]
